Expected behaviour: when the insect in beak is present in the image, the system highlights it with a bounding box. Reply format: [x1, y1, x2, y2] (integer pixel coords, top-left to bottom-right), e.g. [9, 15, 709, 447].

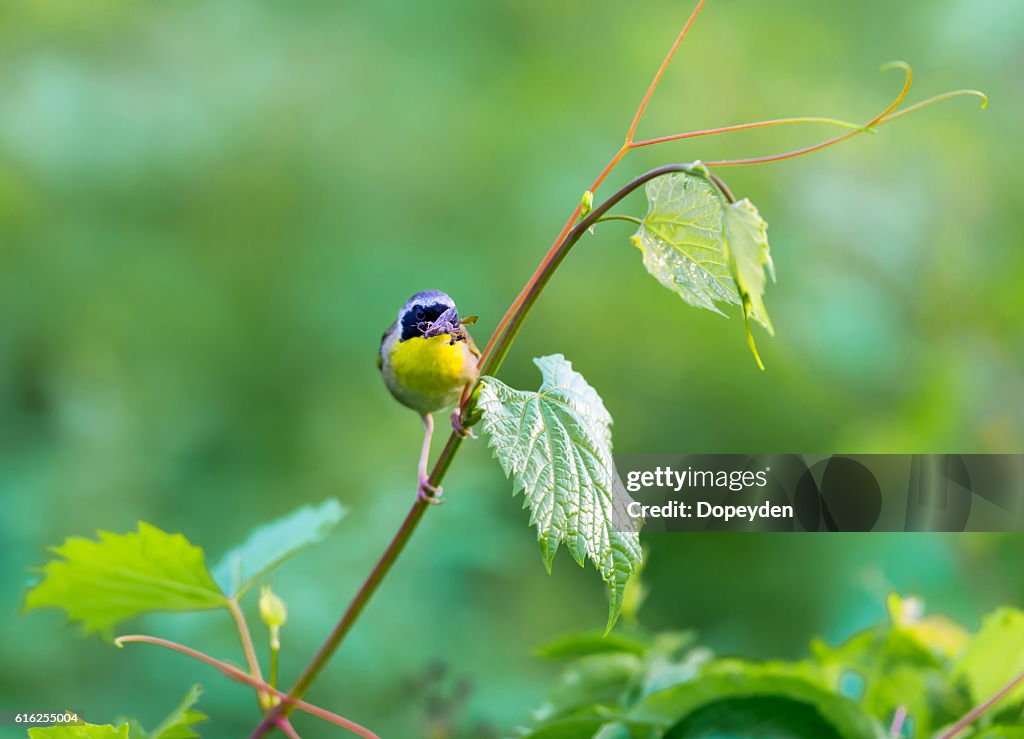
[417, 306, 470, 344]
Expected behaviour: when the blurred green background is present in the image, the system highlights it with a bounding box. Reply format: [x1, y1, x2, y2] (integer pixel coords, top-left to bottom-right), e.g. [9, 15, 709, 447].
[1, 0, 1022, 736]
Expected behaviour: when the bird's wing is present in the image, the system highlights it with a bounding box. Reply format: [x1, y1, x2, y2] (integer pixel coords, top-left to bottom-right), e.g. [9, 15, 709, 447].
[377, 321, 396, 371]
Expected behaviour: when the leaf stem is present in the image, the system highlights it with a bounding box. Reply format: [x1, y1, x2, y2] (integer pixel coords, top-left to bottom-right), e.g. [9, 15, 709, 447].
[115, 635, 379, 739]
[937, 667, 1024, 739]
[228, 597, 268, 707]
[595, 214, 643, 227]
[269, 639, 280, 694]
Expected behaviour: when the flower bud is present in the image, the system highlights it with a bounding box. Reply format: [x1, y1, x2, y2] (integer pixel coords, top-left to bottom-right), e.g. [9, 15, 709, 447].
[259, 585, 288, 630]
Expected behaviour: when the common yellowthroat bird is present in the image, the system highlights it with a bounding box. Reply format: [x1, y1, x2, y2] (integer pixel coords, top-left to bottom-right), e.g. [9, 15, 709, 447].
[378, 290, 479, 503]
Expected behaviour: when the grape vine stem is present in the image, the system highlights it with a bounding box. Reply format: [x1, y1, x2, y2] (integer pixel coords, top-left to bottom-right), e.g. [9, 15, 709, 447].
[116, 635, 378, 739]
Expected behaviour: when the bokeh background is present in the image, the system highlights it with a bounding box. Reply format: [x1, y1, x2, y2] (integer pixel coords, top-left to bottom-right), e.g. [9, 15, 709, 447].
[1, 0, 1022, 736]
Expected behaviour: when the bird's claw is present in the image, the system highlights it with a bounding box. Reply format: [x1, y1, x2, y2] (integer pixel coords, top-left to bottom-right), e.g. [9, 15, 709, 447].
[451, 408, 477, 439]
[418, 474, 444, 505]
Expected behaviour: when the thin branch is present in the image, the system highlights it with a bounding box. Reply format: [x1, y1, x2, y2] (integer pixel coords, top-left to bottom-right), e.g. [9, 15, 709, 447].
[476, 0, 709, 369]
[937, 668, 1024, 739]
[630, 116, 872, 149]
[625, 0, 708, 144]
[277, 719, 302, 739]
[115, 635, 379, 739]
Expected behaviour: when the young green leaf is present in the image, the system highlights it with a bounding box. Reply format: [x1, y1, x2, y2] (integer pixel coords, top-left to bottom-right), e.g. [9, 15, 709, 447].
[213, 498, 346, 597]
[631, 167, 737, 316]
[810, 623, 961, 737]
[24, 523, 226, 639]
[132, 684, 207, 739]
[722, 197, 775, 370]
[885, 592, 968, 658]
[28, 725, 130, 739]
[955, 607, 1024, 708]
[478, 355, 642, 632]
[631, 168, 778, 368]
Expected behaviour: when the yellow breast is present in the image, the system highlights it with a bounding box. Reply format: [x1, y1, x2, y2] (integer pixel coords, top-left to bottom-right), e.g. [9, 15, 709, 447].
[384, 334, 477, 414]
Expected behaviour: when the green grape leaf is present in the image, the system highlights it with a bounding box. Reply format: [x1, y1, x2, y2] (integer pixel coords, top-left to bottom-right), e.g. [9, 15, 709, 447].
[631, 663, 885, 739]
[955, 607, 1024, 707]
[478, 354, 642, 632]
[132, 684, 207, 739]
[28, 725, 130, 739]
[535, 631, 652, 661]
[213, 498, 346, 597]
[24, 523, 226, 638]
[665, 696, 850, 738]
[722, 197, 775, 369]
[631, 168, 778, 367]
[631, 167, 736, 316]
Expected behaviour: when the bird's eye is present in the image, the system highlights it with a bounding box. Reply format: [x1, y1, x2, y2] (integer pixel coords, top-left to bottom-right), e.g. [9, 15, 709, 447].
[414, 308, 425, 321]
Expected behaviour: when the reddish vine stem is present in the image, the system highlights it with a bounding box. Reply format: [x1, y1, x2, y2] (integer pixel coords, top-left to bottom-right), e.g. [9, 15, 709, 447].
[631, 115, 870, 149]
[476, 0, 708, 369]
[705, 61, 914, 168]
[115, 635, 379, 739]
